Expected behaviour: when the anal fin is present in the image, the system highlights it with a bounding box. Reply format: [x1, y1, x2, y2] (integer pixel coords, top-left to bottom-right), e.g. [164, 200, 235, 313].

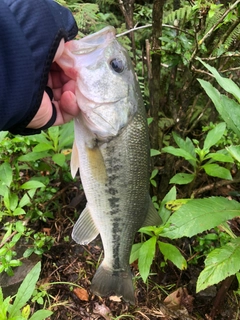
[72, 205, 99, 245]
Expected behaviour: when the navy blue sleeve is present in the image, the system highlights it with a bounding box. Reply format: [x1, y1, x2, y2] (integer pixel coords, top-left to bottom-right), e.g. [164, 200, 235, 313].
[0, 0, 78, 135]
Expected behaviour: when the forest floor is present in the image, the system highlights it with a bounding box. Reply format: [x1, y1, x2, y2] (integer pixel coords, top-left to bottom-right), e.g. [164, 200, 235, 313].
[31, 183, 240, 320]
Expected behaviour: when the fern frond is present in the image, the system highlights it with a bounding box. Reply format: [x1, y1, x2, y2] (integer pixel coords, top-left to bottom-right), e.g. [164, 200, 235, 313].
[223, 20, 240, 49]
[205, 8, 225, 34]
[163, 5, 192, 24]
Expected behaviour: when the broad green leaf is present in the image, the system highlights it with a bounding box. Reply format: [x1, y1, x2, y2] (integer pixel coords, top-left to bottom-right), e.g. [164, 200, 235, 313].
[203, 122, 226, 150]
[162, 146, 196, 162]
[138, 236, 157, 282]
[9, 262, 41, 318]
[202, 163, 232, 180]
[158, 241, 187, 270]
[159, 186, 177, 224]
[29, 310, 53, 320]
[0, 162, 12, 187]
[33, 143, 54, 152]
[197, 238, 240, 292]
[52, 153, 65, 167]
[161, 197, 240, 239]
[226, 145, 240, 163]
[198, 58, 240, 102]
[47, 126, 59, 151]
[130, 243, 142, 264]
[15, 221, 25, 234]
[204, 152, 233, 163]
[170, 173, 195, 185]
[19, 194, 31, 208]
[8, 192, 18, 211]
[150, 169, 158, 182]
[13, 207, 26, 216]
[150, 149, 161, 157]
[59, 121, 74, 149]
[172, 132, 196, 157]
[20, 180, 45, 190]
[18, 151, 50, 162]
[0, 131, 8, 143]
[198, 79, 240, 137]
[172, 133, 196, 167]
[0, 287, 11, 319]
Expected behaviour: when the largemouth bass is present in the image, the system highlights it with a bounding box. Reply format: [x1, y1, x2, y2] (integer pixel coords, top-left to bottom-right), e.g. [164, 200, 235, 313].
[57, 26, 161, 304]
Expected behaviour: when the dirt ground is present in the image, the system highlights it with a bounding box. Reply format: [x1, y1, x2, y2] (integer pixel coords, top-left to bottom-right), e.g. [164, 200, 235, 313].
[33, 185, 240, 320]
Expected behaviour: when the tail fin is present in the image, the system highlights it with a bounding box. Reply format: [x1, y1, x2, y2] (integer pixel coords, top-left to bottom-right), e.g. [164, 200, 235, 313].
[91, 263, 135, 305]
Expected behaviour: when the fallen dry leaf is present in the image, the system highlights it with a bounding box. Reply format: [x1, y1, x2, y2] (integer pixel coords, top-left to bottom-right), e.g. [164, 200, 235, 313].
[93, 302, 112, 320]
[164, 287, 194, 312]
[73, 287, 89, 301]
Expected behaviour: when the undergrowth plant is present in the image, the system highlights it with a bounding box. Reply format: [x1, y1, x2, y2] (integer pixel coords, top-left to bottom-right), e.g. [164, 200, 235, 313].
[0, 122, 74, 275]
[132, 60, 240, 293]
[0, 262, 52, 320]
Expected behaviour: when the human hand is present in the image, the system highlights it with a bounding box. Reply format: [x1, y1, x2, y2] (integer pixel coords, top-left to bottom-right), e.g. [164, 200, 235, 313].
[27, 39, 79, 129]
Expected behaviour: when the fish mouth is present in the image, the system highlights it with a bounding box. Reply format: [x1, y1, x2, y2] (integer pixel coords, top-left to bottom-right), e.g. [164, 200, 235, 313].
[72, 26, 116, 55]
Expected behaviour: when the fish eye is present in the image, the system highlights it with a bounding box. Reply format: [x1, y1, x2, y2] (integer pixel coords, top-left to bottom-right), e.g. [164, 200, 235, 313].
[110, 58, 124, 73]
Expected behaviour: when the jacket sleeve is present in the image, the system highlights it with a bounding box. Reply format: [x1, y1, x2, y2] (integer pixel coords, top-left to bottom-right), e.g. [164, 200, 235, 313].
[0, 0, 78, 135]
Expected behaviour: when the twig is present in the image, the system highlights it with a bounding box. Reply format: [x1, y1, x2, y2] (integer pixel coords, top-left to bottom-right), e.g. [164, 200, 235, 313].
[0, 218, 30, 249]
[200, 53, 240, 61]
[221, 66, 240, 73]
[116, 23, 194, 38]
[191, 177, 240, 198]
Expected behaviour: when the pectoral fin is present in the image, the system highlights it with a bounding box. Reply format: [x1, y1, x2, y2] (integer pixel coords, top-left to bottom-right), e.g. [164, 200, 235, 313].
[72, 205, 99, 245]
[142, 197, 162, 227]
[71, 140, 79, 178]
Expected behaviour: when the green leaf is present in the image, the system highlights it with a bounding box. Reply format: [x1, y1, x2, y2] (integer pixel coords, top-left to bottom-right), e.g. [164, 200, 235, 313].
[205, 152, 233, 163]
[19, 194, 31, 208]
[29, 310, 53, 320]
[47, 126, 59, 151]
[197, 58, 240, 102]
[202, 163, 232, 180]
[0, 131, 8, 143]
[161, 197, 240, 239]
[130, 243, 142, 264]
[9, 260, 22, 267]
[18, 151, 50, 162]
[9, 193, 18, 211]
[20, 181, 45, 190]
[33, 143, 54, 152]
[150, 149, 161, 157]
[52, 153, 65, 167]
[138, 236, 156, 282]
[198, 79, 240, 138]
[162, 146, 196, 162]
[15, 221, 25, 234]
[226, 145, 240, 163]
[170, 173, 195, 185]
[158, 241, 187, 270]
[203, 122, 226, 150]
[0, 287, 11, 319]
[0, 162, 12, 187]
[172, 132, 196, 157]
[197, 238, 240, 292]
[159, 186, 177, 224]
[13, 208, 26, 216]
[9, 262, 41, 318]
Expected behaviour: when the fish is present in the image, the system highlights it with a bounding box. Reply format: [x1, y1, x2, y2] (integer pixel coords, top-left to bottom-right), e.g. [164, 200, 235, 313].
[57, 26, 161, 304]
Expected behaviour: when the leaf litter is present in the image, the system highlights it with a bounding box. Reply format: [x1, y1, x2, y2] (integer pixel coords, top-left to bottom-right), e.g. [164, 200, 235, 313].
[6, 180, 240, 319]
